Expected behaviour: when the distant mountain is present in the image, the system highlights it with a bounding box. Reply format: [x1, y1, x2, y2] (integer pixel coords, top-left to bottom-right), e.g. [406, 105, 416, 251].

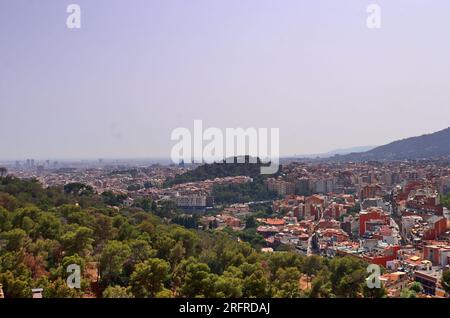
[332, 127, 450, 161]
[292, 145, 377, 159]
[321, 146, 377, 157]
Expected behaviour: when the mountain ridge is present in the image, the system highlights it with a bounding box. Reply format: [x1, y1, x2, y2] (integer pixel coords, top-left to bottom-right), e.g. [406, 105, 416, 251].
[330, 127, 450, 161]
[289, 145, 377, 159]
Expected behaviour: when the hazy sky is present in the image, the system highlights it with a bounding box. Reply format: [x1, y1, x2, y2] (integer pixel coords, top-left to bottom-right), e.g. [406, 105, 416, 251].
[1, 0, 450, 160]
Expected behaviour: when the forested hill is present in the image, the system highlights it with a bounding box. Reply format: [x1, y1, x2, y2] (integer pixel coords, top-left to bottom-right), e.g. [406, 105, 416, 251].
[165, 156, 280, 186]
[332, 127, 450, 161]
[0, 176, 384, 298]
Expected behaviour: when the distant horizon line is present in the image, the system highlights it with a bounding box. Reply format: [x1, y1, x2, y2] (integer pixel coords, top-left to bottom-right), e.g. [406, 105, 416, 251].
[0, 145, 379, 163]
[2, 125, 449, 164]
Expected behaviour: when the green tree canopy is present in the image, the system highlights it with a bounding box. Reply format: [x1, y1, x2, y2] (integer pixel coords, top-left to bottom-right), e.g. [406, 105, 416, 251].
[130, 258, 170, 297]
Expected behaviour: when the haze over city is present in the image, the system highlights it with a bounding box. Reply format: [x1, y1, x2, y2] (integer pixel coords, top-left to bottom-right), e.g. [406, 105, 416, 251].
[1, 0, 450, 160]
[2, 0, 450, 306]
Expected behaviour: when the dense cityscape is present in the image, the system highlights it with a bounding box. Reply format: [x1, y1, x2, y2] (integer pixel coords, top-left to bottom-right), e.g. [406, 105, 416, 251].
[1, 153, 449, 298]
[2, 1, 450, 311]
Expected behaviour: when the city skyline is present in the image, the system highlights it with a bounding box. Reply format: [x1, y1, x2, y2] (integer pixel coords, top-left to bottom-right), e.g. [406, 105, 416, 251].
[2, 0, 450, 304]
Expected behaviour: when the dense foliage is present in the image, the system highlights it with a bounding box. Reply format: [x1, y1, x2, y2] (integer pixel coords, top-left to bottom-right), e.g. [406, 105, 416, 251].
[442, 194, 450, 210]
[443, 270, 450, 294]
[164, 156, 280, 187]
[212, 180, 277, 204]
[0, 176, 384, 298]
